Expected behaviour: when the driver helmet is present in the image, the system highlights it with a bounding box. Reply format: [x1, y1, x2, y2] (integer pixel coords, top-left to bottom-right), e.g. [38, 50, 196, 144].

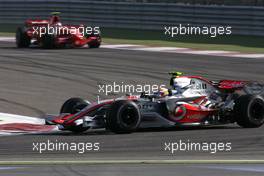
[50, 15, 61, 25]
[172, 77, 192, 90]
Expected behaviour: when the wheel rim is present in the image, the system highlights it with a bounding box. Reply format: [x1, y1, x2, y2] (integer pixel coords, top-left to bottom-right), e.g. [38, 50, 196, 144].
[119, 105, 138, 127]
[250, 100, 264, 121]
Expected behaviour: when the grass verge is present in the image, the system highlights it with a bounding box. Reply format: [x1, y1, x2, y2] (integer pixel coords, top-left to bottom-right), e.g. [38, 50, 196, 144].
[102, 28, 264, 53]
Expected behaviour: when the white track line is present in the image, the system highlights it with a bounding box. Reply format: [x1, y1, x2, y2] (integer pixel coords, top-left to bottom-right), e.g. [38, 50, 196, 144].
[231, 54, 264, 58]
[0, 37, 14, 42]
[0, 167, 24, 170]
[0, 112, 44, 125]
[198, 165, 264, 173]
[102, 44, 141, 48]
[127, 47, 190, 51]
[100, 44, 264, 58]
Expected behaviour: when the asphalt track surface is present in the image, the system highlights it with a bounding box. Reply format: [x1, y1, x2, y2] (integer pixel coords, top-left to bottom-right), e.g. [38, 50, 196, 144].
[0, 41, 263, 175]
[1, 164, 264, 176]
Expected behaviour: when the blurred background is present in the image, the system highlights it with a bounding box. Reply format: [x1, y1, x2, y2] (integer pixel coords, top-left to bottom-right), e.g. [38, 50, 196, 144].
[99, 0, 264, 5]
[0, 0, 263, 52]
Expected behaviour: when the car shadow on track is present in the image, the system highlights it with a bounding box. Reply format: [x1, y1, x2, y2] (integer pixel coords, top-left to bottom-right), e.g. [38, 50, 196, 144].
[29, 125, 241, 136]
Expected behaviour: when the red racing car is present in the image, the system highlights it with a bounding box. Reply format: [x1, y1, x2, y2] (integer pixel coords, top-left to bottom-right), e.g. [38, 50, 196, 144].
[16, 12, 101, 49]
[45, 72, 264, 133]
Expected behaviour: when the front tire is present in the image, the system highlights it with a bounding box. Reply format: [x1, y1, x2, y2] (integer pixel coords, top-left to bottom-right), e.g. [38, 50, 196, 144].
[41, 34, 55, 49]
[16, 27, 30, 48]
[106, 100, 141, 134]
[60, 97, 89, 114]
[60, 97, 90, 133]
[234, 95, 264, 128]
[84, 28, 101, 48]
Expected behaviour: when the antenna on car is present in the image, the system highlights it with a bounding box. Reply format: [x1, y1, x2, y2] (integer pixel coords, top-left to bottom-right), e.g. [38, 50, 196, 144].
[97, 95, 100, 104]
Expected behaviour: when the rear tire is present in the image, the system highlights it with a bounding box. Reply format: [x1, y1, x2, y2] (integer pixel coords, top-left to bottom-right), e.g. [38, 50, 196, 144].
[16, 27, 30, 48]
[106, 100, 141, 134]
[88, 42, 100, 48]
[234, 95, 264, 128]
[60, 98, 90, 133]
[84, 27, 101, 48]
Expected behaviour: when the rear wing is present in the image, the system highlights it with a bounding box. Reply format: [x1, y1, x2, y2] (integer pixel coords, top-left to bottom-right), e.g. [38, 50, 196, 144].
[25, 20, 49, 26]
[243, 82, 264, 96]
[218, 80, 248, 90]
